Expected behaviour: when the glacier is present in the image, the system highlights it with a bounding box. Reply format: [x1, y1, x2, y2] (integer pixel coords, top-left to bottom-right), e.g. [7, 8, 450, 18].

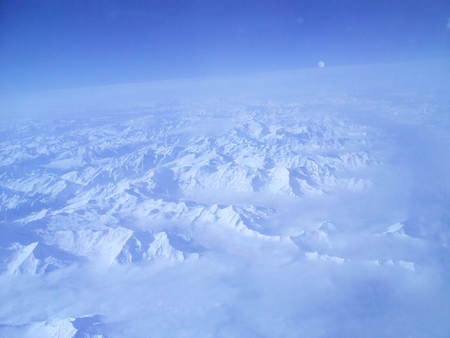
[0, 61, 449, 337]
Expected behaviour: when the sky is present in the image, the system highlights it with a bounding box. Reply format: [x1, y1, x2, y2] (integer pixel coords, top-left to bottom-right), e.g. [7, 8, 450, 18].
[1, 0, 450, 95]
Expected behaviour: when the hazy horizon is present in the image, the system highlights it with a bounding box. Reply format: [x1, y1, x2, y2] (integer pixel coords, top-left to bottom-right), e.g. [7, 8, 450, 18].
[1, 0, 450, 95]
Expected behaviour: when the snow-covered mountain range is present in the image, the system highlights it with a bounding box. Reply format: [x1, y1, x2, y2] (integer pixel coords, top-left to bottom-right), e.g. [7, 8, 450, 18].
[1, 62, 449, 337]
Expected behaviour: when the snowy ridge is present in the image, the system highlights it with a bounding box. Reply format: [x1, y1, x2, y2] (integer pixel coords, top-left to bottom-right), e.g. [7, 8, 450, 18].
[0, 108, 378, 273]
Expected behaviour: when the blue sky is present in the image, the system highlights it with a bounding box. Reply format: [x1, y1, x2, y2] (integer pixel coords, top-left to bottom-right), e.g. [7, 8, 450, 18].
[1, 0, 449, 94]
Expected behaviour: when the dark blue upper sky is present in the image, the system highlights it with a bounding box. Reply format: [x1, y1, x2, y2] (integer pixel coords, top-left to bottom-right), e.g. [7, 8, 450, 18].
[1, 0, 449, 94]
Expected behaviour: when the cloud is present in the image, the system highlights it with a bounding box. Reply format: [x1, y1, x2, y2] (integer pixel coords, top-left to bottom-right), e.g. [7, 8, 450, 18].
[0, 249, 449, 337]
